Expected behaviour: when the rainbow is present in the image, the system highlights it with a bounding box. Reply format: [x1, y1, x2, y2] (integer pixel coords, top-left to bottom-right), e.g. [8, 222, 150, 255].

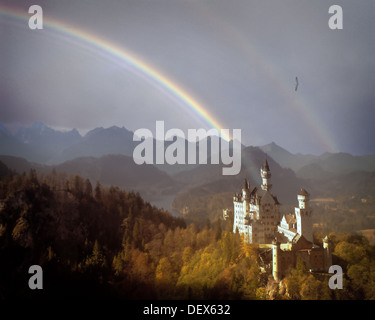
[0, 4, 231, 141]
[189, 1, 339, 154]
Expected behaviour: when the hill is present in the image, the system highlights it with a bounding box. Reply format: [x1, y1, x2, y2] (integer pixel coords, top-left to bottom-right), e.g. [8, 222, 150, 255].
[172, 146, 304, 224]
[50, 154, 177, 197]
[174, 146, 302, 203]
[259, 142, 375, 176]
[0, 154, 179, 204]
[0, 155, 39, 174]
[0, 127, 43, 163]
[259, 142, 317, 171]
[48, 126, 135, 164]
[0, 169, 186, 298]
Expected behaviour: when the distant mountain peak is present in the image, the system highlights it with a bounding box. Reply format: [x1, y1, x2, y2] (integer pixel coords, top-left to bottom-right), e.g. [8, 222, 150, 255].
[69, 128, 80, 135]
[16, 122, 53, 137]
[84, 127, 105, 138]
[259, 141, 292, 155]
[30, 121, 48, 129]
[84, 125, 133, 139]
[0, 124, 11, 137]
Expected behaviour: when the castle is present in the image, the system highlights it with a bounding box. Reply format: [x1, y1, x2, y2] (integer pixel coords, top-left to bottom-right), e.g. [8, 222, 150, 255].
[224, 159, 332, 281]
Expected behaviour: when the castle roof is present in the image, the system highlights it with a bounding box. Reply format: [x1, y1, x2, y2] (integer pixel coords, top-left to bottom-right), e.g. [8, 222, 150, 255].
[284, 213, 296, 224]
[299, 188, 309, 196]
[275, 231, 289, 243]
[292, 234, 302, 244]
[272, 195, 280, 205]
[262, 159, 270, 171]
[291, 234, 315, 249]
[250, 186, 257, 196]
[243, 178, 249, 190]
[256, 189, 280, 205]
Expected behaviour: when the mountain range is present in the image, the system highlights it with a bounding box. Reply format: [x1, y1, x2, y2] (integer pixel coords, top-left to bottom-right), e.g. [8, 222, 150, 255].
[0, 122, 226, 174]
[259, 142, 375, 179]
[1, 122, 374, 215]
[0, 122, 134, 164]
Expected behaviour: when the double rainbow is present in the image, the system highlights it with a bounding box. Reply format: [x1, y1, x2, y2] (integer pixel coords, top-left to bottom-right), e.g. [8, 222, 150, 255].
[1, 3, 339, 152]
[0, 4, 231, 141]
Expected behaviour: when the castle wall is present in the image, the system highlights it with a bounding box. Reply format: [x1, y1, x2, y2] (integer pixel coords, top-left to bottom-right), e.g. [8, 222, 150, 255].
[279, 250, 296, 278]
[295, 249, 326, 272]
[233, 199, 243, 233]
[277, 225, 296, 241]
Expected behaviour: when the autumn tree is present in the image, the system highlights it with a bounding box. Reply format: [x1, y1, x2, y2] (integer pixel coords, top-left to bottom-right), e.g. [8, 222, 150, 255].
[215, 219, 222, 241]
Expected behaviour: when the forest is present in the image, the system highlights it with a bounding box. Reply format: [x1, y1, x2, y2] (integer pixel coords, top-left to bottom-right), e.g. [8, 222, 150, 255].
[0, 168, 375, 299]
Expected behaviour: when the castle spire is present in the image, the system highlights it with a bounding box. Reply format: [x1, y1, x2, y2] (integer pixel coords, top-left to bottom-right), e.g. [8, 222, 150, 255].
[243, 177, 250, 190]
[262, 158, 270, 171]
[261, 159, 272, 191]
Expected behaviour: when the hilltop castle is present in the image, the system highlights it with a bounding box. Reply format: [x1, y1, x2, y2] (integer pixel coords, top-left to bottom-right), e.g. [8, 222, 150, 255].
[224, 159, 332, 281]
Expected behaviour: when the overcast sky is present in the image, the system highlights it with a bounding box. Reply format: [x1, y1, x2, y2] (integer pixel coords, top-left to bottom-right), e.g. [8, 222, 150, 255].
[1, 0, 374, 155]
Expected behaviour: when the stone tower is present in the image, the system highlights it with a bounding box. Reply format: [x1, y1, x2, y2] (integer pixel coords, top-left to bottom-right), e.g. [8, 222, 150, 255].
[260, 159, 272, 191]
[295, 188, 313, 243]
[272, 240, 280, 281]
[323, 235, 333, 271]
[242, 179, 250, 221]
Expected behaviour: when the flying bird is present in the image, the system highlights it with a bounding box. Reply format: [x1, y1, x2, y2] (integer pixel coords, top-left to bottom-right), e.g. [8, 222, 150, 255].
[295, 77, 299, 91]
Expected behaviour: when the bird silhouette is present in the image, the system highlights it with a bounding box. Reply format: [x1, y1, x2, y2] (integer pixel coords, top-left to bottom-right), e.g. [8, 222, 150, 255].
[295, 77, 299, 91]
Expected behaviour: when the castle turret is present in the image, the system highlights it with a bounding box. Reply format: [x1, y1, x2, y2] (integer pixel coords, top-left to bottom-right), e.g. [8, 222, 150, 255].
[223, 209, 232, 221]
[298, 188, 309, 209]
[242, 179, 251, 221]
[295, 188, 313, 243]
[242, 178, 249, 198]
[260, 159, 272, 191]
[272, 239, 280, 281]
[243, 178, 249, 190]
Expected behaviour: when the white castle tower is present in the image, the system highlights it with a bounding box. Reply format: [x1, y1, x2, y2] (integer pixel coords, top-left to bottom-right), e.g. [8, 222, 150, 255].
[323, 236, 333, 271]
[295, 188, 313, 243]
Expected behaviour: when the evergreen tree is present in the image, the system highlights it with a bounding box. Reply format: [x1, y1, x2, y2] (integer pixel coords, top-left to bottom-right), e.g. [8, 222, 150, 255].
[94, 181, 102, 201]
[215, 219, 222, 241]
[85, 178, 93, 197]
